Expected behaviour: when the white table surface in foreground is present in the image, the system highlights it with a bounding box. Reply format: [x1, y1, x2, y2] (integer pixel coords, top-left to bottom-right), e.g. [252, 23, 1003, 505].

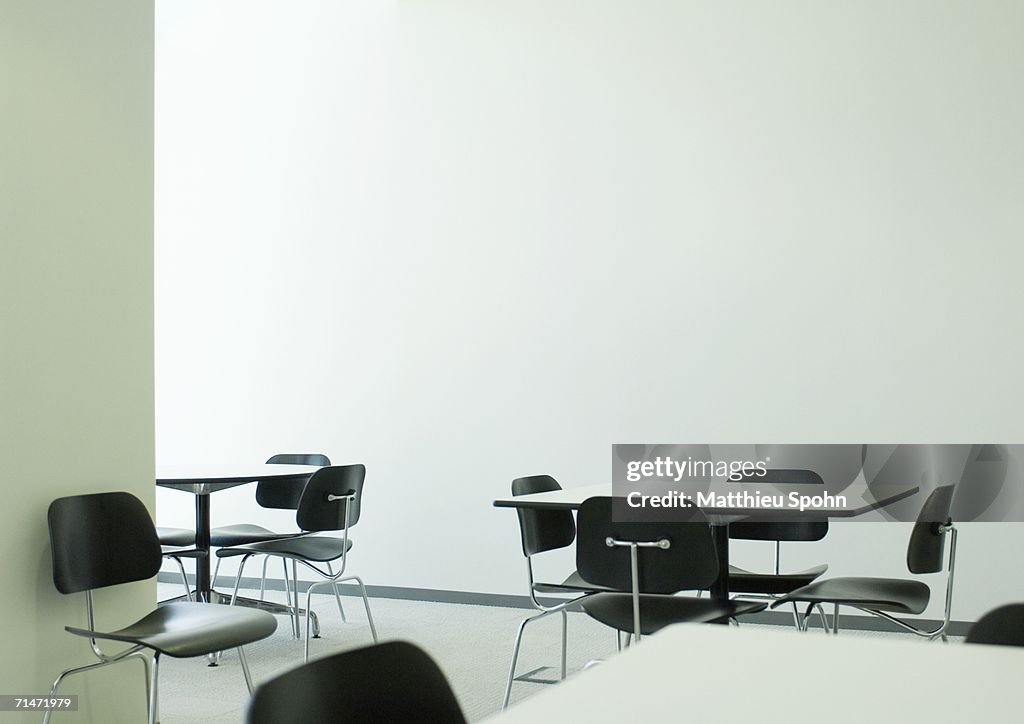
[487, 624, 1023, 723]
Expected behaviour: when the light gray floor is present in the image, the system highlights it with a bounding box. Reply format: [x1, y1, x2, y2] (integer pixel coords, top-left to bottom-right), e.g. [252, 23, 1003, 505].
[154, 582, 955, 723]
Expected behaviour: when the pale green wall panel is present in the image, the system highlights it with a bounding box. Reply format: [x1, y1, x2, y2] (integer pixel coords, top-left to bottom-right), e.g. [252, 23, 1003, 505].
[0, 1, 155, 721]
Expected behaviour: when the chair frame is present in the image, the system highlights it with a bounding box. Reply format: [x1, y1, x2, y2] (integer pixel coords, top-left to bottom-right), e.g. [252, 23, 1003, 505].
[605, 534, 673, 642]
[791, 522, 959, 640]
[501, 555, 580, 709]
[45, 492, 263, 724]
[502, 475, 602, 710]
[43, 590, 259, 724]
[211, 453, 334, 635]
[228, 490, 378, 661]
[721, 469, 830, 630]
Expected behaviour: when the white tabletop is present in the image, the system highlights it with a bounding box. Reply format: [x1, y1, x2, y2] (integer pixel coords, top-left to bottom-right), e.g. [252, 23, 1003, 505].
[493, 483, 610, 510]
[487, 624, 1023, 723]
[156, 463, 321, 494]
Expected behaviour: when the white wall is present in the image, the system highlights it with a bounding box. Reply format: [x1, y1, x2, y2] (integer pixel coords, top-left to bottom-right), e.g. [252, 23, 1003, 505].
[155, 0, 1024, 621]
[1, 1, 154, 719]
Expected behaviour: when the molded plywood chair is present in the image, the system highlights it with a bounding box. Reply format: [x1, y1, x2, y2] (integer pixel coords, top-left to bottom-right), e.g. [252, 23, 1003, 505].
[211, 453, 331, 548]
[248, 641, 466, 724]
[217, 464, 378, 661]
[726, 469, 829, 598]
[45, 492, 277, 724]
[772, 485, 958, 639]
[576, 497, 767, 641]
[502, 475, 615, 709]
[210, 453, 330, 623]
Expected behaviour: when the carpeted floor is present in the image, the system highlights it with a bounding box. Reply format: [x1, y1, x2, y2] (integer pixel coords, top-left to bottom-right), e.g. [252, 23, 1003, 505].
[154, 583, 952, 723]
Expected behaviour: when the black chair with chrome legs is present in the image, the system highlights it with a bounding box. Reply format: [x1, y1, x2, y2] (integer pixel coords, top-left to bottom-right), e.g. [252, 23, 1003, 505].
[45, 492, 277, 724]
[217, 464, 378, 661]
[771, 485, 958, 639]
[965, 603, 1024, 647]
[210, 453, 331, 629]
[576, 497, 768, 642]
[248, 641, 466, 724]
[725, 469, 830, 627]
[502, 475, 615, 710]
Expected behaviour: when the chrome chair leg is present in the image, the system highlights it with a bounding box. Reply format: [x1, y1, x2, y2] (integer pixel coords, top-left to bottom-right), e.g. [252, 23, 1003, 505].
[815, 603, 830, 632]
[502, 608, 559, 710]
[147, 653, 160, 724]
[138, 654, 154, 723]
[281, 556, 298, 639]
[42, 656, 142, 724]
[304, 580, 329, 662]
[350, 575, 378, 643]
[238, 646, 255, 694]
[797, 603, 815, 632]
[211, 556, 223, 590]
[560, 609, 568, 680]
[502, 614, 535, 709]
[208, 553, 254, 667]
[228, 554, 252, 605]
[326, 561, 347, 622]
[169, 556, 192, 601]
[292, 560, 303, 639]
[258, 555, 270, 602]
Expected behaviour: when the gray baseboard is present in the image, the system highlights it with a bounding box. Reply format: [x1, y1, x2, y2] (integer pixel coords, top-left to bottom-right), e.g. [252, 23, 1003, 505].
[158, 572, 972, 636]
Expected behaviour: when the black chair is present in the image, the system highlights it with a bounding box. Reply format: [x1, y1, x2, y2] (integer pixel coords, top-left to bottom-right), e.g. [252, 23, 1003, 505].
[726, 469, 829, 625]
[576, 497, 768, 642]
[210, 453, 330, 628]
[772, 485, 958, 639]
[248, 641, 466, 724]
[45, 492, 277, 724]
[965, 604, 1024, 647]
[157, 526, 204, 601]
[502, 475, 615, 709]
[218, 464, 378, 661]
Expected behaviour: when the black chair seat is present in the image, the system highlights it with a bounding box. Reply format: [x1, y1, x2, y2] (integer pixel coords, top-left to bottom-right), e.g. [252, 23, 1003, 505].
[65, 601, 277, 658]
[775, 577, 931, 615]
[727, 563, 828, 596]
[581, 593, 768, 636]
[157, 526, 195, 547]
[217, 535, 353, 562]
[533, 570, 616, 595]
[210, 524, 302, 547]
[160, 546, 206, 559]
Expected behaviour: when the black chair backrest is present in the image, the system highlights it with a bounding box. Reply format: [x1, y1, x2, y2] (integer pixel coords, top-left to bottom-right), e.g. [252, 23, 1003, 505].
[907, 485, 956, 574]
[48, 492, 162, 594]
[511, 475, 576, 557]
[296, 464, 366, 532]
[728, 469, 829, 542]
[965, 603, 1024, 647]
[256, 453, 331, 509]
[248, 640, 466, 724]
[576, 497, 719, 593]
